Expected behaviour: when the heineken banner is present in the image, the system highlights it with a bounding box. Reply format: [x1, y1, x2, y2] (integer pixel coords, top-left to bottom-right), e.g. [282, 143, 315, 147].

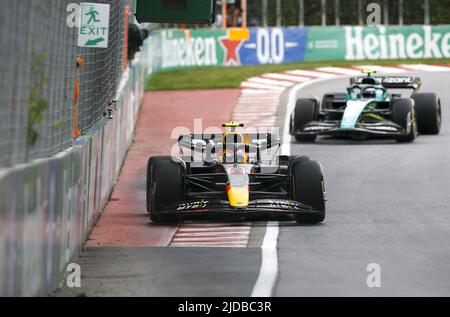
[146, 25, 450, 73]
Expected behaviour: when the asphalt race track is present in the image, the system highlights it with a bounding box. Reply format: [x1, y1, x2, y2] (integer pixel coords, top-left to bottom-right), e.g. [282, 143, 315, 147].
[57, 70, 450, 297]
[278, 71, 450, 296]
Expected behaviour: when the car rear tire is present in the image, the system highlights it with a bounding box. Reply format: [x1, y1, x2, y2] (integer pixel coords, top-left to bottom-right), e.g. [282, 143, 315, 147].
[392, 98, 416, 143]
[293, 99, 318, 142]
[412, 93, 441, 135]
[147, 157, 184, 223]
[290, 157, 326, 224]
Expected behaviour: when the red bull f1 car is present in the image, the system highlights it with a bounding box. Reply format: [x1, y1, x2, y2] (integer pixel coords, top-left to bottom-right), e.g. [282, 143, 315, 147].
[147, 123, 326, 224]
[290, 70, 442, 142]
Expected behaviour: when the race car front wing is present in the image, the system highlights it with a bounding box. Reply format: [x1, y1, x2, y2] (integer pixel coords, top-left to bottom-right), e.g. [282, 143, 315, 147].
[157, 199, 322, 220]
[293, 120, 407, 137]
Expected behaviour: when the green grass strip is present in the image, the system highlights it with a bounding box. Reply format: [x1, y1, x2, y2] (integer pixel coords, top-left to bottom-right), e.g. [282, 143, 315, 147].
[146, 59, 450, 91]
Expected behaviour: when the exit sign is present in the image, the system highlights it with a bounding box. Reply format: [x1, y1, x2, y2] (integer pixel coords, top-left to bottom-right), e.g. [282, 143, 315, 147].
[135, 0, 216, 25]
[78, 3, 110, 48]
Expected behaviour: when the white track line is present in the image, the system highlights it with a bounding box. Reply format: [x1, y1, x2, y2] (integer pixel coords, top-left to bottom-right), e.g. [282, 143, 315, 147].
[237, 81, 286, 297]
[251, 75, 334, 297]
[250, 222, 280, 297]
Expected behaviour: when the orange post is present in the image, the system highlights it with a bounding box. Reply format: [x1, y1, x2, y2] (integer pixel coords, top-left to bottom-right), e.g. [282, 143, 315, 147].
[222, 1, 228, 29]
[242, 0, 247, 28]
[73, 56, 84, 139]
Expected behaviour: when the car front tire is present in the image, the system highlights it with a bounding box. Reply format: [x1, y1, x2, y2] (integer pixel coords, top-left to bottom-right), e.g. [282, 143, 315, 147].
[147, 156, 184, 223]
[293, 99, 318, 143]
[290, 157, 326, 224]
[392, 98, 417, 143]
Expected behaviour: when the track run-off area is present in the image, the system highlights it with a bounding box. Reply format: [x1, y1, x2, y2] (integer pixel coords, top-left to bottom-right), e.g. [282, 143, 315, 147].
[57, 64, 450, 297]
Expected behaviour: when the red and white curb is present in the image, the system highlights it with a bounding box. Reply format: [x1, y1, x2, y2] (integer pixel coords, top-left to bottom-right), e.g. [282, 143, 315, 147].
[170, 223, 252, 248]
[239, 63, 450, 94]
[169, 63, 450, 249]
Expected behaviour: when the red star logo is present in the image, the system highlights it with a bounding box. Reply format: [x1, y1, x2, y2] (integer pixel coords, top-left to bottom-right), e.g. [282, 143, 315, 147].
[220, 37, 244, 66]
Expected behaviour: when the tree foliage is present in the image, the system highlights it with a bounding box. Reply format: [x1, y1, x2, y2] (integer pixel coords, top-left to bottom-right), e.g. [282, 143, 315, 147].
[246, 0, 450, 26]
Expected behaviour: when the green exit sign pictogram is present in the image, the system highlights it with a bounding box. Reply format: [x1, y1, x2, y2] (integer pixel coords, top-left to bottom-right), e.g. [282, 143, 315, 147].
[135, 0, 216, 25]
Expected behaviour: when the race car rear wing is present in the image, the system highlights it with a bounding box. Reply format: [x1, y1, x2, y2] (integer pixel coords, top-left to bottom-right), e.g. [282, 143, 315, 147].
[178, 133, 281, 152]
[350, 76, 422, 91]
